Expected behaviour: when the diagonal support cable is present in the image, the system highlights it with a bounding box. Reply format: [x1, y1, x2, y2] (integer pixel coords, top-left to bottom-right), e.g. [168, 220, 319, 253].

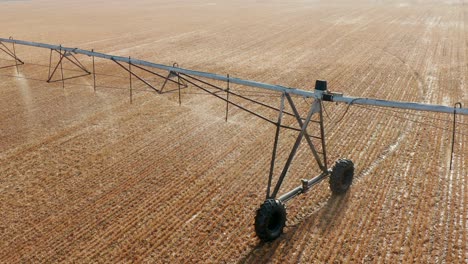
[178, 73, 304, 132]
[130, 63, 187, 93]
[111, 59, 160, 93]
[180, 73, 302, 120]
[178, 74, 277, 125]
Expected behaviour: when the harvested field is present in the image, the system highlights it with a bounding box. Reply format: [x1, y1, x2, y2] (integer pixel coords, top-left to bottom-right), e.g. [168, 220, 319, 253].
[0, 0, 467, 263]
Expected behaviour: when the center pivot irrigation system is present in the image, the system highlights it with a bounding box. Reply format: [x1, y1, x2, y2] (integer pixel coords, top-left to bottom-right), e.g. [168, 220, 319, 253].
[1, 37, 467, 241]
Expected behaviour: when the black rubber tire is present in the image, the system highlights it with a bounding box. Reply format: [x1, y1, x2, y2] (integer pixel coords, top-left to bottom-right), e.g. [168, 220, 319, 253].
[255, 199, 286, 241]
[329, 159, 354, 194]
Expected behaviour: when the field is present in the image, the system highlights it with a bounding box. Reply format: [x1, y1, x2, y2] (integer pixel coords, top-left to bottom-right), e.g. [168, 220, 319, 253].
[0, 0, 467, 262]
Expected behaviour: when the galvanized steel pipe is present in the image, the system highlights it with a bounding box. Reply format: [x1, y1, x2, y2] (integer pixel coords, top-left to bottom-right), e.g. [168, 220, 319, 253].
[1, 37, 467, 115]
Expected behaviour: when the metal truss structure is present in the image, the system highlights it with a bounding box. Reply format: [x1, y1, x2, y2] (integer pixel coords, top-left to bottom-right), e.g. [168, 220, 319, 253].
[1, 37, 467, 241]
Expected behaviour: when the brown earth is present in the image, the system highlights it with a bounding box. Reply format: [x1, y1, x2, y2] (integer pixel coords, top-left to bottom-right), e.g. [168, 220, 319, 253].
[0, 0, 467, 263]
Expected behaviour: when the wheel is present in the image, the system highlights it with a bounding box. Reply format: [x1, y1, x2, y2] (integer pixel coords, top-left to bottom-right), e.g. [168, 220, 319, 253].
[329, 159, 354, 194]
[255, 199, 286, 241]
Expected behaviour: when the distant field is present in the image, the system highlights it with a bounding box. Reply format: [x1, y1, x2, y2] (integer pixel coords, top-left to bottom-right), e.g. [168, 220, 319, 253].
[0, 0, 466, 263]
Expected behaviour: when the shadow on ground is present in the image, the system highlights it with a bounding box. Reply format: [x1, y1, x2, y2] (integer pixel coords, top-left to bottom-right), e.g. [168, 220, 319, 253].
[239, 191, 351, 263]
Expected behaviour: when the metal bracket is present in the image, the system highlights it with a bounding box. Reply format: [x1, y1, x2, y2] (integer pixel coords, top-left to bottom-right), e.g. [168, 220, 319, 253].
[160, 63, 188, 93]
[301, 179, 310, 193]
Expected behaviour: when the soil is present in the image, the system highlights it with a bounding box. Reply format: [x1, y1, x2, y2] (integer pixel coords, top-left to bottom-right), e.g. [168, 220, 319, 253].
[0, 0, 466, 262]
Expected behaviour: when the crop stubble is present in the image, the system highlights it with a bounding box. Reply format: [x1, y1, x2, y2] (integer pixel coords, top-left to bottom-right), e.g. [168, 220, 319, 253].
[0, 0, 467, 263]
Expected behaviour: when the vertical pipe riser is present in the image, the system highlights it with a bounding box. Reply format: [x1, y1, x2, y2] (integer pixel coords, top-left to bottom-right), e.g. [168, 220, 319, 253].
[12, 42, 19, 74]
[450, 103, 462, 170]
[59, 46, 65, 89]
[225, 74, 230, 122]
[92, 49, 96, 92]
[129, 57, 133, 104]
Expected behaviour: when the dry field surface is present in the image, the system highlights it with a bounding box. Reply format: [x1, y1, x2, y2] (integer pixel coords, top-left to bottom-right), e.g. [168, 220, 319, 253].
[1, 0, 467, 263]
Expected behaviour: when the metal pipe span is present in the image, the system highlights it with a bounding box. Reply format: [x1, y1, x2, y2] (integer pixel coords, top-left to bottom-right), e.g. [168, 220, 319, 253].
[332, 96, 468, 115]
[1, 37, 467, 115]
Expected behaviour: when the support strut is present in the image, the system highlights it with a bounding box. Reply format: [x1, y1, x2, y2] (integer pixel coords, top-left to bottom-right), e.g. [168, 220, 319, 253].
[0, 39, 24, 71]
[450, 102, 462, 170]
[285, 94, 327, 172]
[270, 99, 321, 199]
[47, 47, 91, 83]
[264, 90, 329, 201]
[92, 49, 96, 92]
[266, 93, 286, 199]
[225, 74, 230, 122]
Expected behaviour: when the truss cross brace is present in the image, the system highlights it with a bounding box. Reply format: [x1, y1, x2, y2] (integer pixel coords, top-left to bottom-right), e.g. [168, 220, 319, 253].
[0, 39, 24, 72]
[47, 48, 91, 83]
[266, 94, 328, 200]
